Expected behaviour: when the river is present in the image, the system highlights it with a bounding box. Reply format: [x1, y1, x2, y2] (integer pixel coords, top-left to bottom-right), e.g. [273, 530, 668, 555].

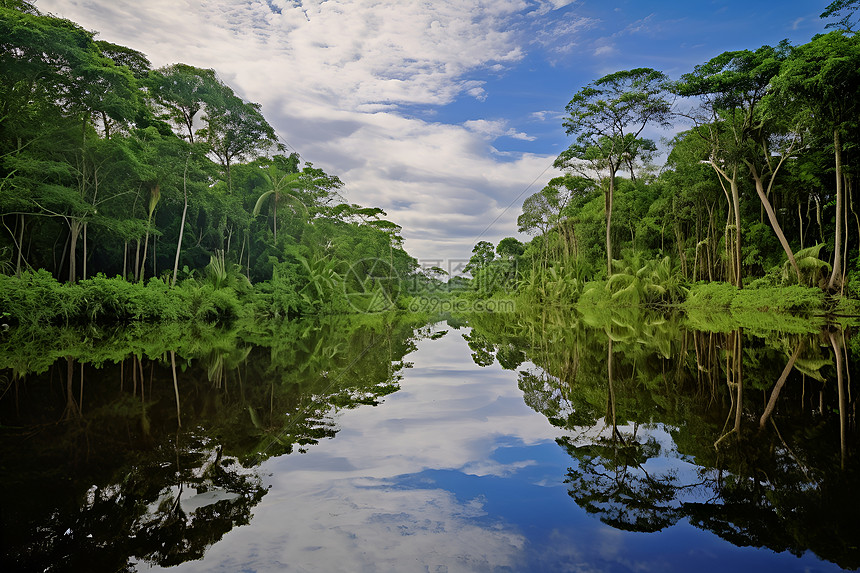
[1, 313, 857, 572]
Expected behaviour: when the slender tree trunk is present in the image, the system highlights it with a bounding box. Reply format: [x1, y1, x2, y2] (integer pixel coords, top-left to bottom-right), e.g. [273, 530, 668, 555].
[849, 177, 859, 264]
[123, 241, 128, 280]
[134, 239, 141, 282]
[829, 129, 844, 289]
[273, 191, 278, 244]
[843, 173, 850, 292]
[82, 221, 88, 280]
[707, 205, 715, 281]
[15, 214, 25, 277]
[57, 230, 69, 281]
[140, 226, 150, 282]
[606, 168, 616, 276]
[815, 195, 825, 247]
[239, 233, 246, 276]
[731, 174, 742, 289]
[712, 162, 740, 286]
[171, 156, 191, 287]
[67, 219, 82, 284]
[798, 201, 804, 250]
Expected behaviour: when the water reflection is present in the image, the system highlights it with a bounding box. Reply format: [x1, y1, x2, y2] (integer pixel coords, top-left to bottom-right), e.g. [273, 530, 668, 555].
[1, 309, 857, 572]
[0, 316, 422, 572]
[468, 309, 859, 570]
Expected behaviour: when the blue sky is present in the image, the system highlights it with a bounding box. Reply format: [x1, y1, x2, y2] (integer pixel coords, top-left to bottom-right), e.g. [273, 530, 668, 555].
[38, 0, 832, 265]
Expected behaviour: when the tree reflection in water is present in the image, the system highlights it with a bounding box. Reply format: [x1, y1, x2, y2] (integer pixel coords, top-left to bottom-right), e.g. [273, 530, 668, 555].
[0, 315, 424, 572]
[466, 308, 859, 570]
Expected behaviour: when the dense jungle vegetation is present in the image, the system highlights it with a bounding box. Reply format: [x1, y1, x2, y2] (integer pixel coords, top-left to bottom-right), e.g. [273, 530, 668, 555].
[465, 4, 860, 313]
[0, 2, 424, 326]
[2, 2, 860, 326]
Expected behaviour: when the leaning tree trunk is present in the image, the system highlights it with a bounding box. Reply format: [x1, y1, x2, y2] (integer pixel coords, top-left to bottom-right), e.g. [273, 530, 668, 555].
[748, 164, 801, 282]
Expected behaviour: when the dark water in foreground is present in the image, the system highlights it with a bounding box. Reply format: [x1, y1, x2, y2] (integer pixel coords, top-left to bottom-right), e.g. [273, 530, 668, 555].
[1, 314, 857, 572]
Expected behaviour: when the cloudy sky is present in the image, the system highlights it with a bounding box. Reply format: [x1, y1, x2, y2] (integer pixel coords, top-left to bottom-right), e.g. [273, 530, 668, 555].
[37, 0, 831, 265]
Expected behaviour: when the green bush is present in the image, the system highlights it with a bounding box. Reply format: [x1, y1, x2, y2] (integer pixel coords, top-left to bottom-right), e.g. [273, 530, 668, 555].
[0, 270, 82, 325]
[684, 282, 825, 314]
[684, 282, 736, 309]
[0, 272, 248, 325]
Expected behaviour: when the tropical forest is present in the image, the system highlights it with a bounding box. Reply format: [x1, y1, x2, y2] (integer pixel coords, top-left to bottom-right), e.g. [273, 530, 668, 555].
[1, 1, 859, 571]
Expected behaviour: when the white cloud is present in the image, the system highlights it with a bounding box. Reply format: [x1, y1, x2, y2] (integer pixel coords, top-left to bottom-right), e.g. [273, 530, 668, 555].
[149, 330, 566, 572]
[533, 14, 600, 55]
[463, 119, 537, 141]
[530, 110, 565, 122]
[36, 0, 562, 261]
[623, 13, 656, 35]
[593, 42, 616, 57]
[530, 0, 580, 16]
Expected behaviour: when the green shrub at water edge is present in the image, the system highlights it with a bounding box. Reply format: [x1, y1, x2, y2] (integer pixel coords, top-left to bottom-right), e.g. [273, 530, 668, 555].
[684, 282, 825, 313]
[0, 272, 247, 325]
[0, 270, 83, 325]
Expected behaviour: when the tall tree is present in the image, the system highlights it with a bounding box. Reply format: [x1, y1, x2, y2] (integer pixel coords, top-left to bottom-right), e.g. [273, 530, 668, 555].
[675, 46, 796, 286]
[201, 84, 279, 192]
[555, 68, 672, 276]
[147, 64, 219, 144]
[821, 0, 860, 31]
[770, 31, 860, 289]
[253, 165, 307, 245]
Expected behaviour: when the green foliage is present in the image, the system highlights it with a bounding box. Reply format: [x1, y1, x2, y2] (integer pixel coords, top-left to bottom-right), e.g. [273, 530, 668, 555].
[821, 0, 860, 30]
[0, 271, 253, 325]
[604, 254, 688, 307]
[518, 261, 588, 305]
[682, 282, 830, 333]
[783, 243, 831, 287]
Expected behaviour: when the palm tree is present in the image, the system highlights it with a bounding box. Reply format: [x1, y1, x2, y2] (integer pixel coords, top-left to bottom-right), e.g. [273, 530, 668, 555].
[252, 165, 308, 244]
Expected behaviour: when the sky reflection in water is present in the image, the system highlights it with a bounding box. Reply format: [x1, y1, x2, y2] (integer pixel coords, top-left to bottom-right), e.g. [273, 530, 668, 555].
[144, 325, 844, 573]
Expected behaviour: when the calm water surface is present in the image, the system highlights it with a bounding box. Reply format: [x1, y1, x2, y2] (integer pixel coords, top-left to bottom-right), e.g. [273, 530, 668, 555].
[1, 315, 857, 572]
